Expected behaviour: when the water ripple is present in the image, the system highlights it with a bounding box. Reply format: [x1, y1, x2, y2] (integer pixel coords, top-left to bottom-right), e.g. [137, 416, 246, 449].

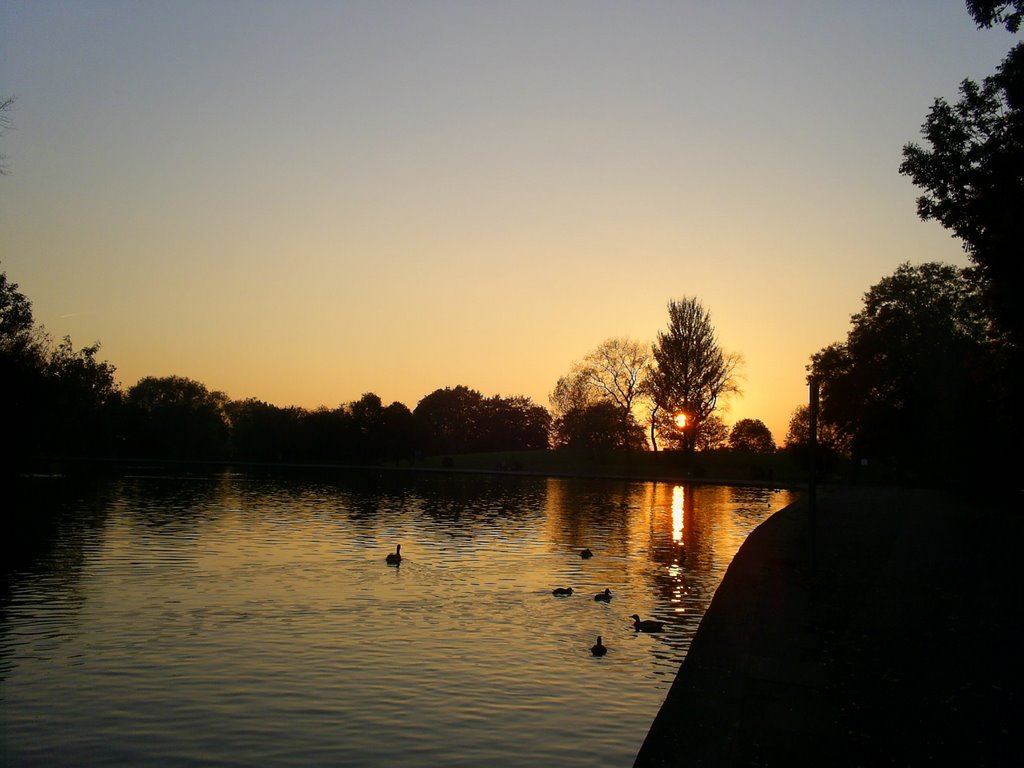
[2, 471, 794, 767]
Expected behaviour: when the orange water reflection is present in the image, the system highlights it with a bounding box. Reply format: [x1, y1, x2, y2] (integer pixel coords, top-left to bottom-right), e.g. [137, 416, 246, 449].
[671, 485, 684, 543]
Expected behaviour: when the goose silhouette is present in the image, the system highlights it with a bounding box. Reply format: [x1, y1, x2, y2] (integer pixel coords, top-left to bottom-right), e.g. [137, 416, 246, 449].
[385, 545, 402, 565]
[591, 636, 608, 656]
[551, 587, 574, 596]
[580, 548, 593, 559]
[594, 589, 612, 602]
[630, 614, 665, 632]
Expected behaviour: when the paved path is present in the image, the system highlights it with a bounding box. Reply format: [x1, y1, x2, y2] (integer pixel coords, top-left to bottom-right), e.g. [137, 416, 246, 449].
[633, 486, 1022, 767]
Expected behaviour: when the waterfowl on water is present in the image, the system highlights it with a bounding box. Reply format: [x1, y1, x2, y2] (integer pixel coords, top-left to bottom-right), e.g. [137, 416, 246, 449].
[551, 587, 574, 596]
[630, 614, 665, 632]
[580, 548, 594, 559]
[591, 636, 607, 656]
[385, 545, 402, 564]
[594, 588, 612, 602]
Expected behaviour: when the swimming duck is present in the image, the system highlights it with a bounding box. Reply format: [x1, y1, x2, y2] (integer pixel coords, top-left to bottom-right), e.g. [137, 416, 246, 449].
[580, 548, 594, 559]
[630, 614, 665, 632]
[551, 587, 574, 596]
[591, 636, 608, 656]
[385, 545, 402, 564]
[594, 588, 612, 602]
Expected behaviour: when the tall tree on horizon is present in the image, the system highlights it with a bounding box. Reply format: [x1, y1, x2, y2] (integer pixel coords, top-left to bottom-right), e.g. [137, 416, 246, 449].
[647, 297, 742, 454]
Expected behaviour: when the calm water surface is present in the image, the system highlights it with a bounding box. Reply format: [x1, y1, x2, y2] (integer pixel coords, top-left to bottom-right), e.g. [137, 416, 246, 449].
[2, 469, 795, 767]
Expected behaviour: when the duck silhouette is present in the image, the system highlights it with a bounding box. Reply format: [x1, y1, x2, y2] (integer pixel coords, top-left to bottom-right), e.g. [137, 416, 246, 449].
[580, 548, 594, 559]
[591, 636, 607, 656]
[385, 545, 402, 565]
[630, 614, 665, 632]
[551, 587, 574, 596]
[594, 588, 612, 602]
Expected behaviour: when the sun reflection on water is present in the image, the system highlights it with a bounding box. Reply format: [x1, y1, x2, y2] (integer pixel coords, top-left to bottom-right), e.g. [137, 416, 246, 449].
[671, 485, 685, 544]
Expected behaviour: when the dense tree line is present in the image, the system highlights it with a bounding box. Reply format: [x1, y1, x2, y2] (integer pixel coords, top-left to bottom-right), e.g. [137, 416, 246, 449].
[1, 268, 550, 471]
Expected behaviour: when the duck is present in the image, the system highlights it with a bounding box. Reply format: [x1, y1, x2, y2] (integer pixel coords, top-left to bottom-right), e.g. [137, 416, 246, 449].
[551, 587, 574, 596]
[580, 548, 594, 559]
[591, 636, 608, 656]
[385, 545, 402, 565]
[630, 614, 665, 632]
[594, 588, 612, 602]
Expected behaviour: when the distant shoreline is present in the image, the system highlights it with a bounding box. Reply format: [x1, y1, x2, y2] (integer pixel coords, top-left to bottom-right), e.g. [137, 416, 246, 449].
[19, 453, 811, 491]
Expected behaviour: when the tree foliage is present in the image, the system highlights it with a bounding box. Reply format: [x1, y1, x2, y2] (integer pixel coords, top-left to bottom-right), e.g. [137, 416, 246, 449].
[728, 418, 775, 453]
[808, 262, 995, 481]
[967, 0, 1023, 32]
[550, 337, 650, 449]
[899, 15, 1023, 350]
[124, 376, 230, 460]
[647, 297, 742, 453]
[2, 270, 120, 464]
[554, 401, 647, 451]
[415, 385, 549, 455]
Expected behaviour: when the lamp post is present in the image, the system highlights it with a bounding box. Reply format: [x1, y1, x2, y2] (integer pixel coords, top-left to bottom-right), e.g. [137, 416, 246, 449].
[808, 378, 819, 570]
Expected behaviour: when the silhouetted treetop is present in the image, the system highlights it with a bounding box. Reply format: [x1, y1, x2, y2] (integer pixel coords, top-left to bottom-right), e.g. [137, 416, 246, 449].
[809, 262, 995, 481]
[902, 4, 1023, 354]
[967, 0, 1023, 32]
[647, 297, 742, 454]
[728, 419, 775, 453]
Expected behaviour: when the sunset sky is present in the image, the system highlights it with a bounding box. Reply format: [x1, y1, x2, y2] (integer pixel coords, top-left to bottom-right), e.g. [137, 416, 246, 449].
[1, 2, 1015, 443]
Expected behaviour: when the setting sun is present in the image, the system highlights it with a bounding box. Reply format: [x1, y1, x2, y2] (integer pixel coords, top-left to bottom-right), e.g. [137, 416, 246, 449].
[674, 413, 689, 429]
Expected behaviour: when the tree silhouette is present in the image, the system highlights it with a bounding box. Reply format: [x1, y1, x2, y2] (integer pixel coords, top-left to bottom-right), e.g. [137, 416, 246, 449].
[550, 337, 650, 449]
[123, 376, 230, 460]
[647, 298, 742, 454]
[555, 401, 646, 451]
[900, 4, 1023, 354]
[1, 269, 47, 468]
[966, 0, 1023, 32]
[728, 418, 775, 453]
[809, 262, 994, 482]
[42, 337, 119, 457]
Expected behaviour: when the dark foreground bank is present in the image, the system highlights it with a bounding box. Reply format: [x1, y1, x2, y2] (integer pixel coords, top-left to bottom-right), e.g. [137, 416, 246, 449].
[633, 486, 1022, 767]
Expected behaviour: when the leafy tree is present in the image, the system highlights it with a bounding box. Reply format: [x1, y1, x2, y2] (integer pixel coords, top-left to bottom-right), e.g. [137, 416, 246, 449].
[784, 404, 851, 476]
[415, 386, 548, 455]
[227, 398, 312, 462]
[784, 405, 850, 456]
[647, 297, 742, 453]
[550, 337, 651, 449]
[0, 269, 36, 347]
[414, 385, 486, 455]
[344, 392, 425, 462]
[1, 269, 48, 467]
[966, 0, 1023, 32]
[549, 370, 597, 421]
[477, 395, 551, 452]
[694, 413, 731, 452]
[555, 401, 646, 451]
[42, 337, 119, 456]
[728, 418, 775, 453]
[899, 11, 1023, 350]
[578, 337, 651, 418]
[123, 376, 230, 460]
[379, 400, 423, 462]
[808, 262, 994, 481]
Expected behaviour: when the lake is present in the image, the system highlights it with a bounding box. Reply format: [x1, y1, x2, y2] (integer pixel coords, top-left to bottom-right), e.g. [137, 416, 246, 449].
[1, 467, 796, 767]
